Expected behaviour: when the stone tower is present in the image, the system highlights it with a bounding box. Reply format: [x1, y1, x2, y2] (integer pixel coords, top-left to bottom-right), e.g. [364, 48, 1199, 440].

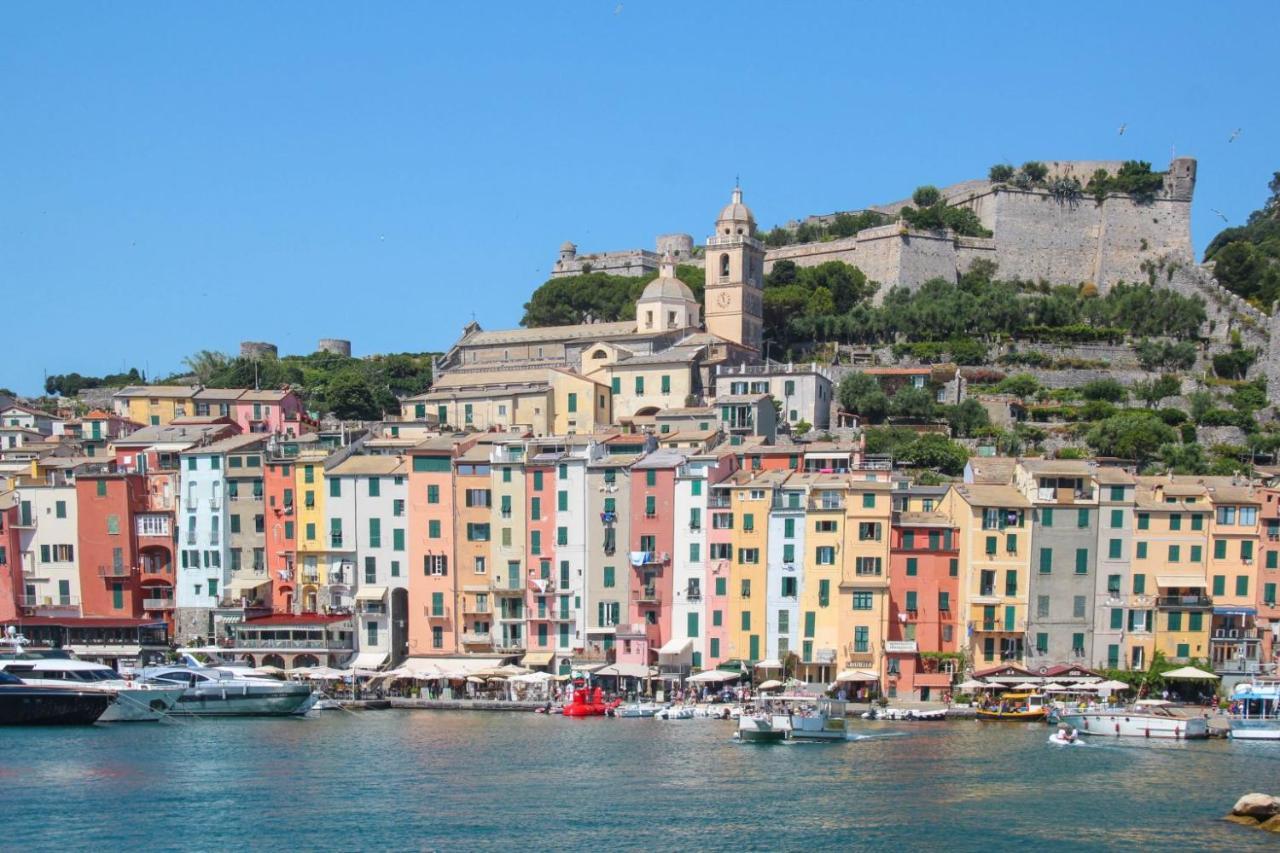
[704, 186, 765, 352]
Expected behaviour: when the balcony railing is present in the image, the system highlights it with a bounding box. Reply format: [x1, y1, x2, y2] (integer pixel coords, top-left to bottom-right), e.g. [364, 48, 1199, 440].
[98, 564, 131, 578]
[637, 587, 659, 603]
[462, 631, 492, 645]
[19, 595, 79, 609]
[330, 534, 344, 548]
[143, 597, 175, 610]
[1156, 595, 1213, 609]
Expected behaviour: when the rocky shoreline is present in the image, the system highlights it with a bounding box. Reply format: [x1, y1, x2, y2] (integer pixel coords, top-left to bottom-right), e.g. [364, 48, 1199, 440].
[1225, 794, 1280, 834]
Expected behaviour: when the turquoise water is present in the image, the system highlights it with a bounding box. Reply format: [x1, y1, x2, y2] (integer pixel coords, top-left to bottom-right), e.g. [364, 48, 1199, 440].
[3, 712, 1278, 851]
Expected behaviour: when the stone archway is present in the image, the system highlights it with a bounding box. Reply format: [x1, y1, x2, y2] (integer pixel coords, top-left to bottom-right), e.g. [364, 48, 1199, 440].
[292, 654, 320, 669]
[263, 654, 286, 669]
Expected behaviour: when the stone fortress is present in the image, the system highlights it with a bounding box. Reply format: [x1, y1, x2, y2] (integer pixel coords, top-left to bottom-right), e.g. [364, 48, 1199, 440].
[550, 157, 1280, 390]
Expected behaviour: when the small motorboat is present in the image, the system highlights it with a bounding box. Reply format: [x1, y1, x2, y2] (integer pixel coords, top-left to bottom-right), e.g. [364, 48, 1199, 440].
[0, 670, 117, 725]
[616, 701, 660, 718]
[786, 697, 848, 741]
[1049, 725, 1083, 746]
[656, 705, 694, 720]
[862, 707, 947, 722]
[736, 711, 789, 742]
[1059, 700, 1209, 739]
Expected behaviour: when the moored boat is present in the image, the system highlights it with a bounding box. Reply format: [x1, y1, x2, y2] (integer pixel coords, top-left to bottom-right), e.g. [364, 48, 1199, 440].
[0, 670, 116, 725]
[1227, 677, 1280, 740]
[786, 697, 848, 740]
[0, 655, 183, 722]
[1060, 700, 1209, 739]
[616, 701, 660, 718]
[141, 663, 315, 716]
[976, 692, 1048, 722]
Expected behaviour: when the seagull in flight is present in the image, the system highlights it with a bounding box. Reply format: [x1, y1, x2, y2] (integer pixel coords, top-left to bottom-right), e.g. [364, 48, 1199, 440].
[1210, 208, 1228, 223]
[1117, 123, 1127, 136]
[1228, 128, 1242, 143]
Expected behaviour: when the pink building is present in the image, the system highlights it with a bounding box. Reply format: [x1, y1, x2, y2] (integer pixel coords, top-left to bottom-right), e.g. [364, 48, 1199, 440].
[524, 460, 557, 657]
[233, 390, 309, 435]
[705, 478, 734, 667]
[629, 452, 680, 653]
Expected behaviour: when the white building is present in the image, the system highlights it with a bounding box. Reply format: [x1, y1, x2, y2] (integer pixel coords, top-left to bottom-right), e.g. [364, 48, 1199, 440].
[715, 363, 835, 430]
[766, 480, 806, 662]
[549, 440, 591, 670]
[671, 455, 711, 670]
[176, 445, 230, 635]
[12, 485, 80, 615]
[324, 455, 409, 668]
[1, 403, 64, 437]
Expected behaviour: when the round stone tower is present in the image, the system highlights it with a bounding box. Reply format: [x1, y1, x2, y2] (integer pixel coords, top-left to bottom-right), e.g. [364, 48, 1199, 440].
[656, 233, 695, 260]
[317, 338, 352, 357]
[240, 341, 278, 359]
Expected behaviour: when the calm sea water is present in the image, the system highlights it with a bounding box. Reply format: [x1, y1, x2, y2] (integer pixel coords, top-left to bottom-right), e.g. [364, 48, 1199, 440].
[2, 711, 1278, 851]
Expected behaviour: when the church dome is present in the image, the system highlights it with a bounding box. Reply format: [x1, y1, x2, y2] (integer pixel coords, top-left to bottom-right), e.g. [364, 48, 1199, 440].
[640, 272, 696, 303]
[717, 187, 755, 226]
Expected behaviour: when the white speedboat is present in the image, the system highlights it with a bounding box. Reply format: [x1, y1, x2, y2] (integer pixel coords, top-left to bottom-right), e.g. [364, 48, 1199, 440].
[0, 655, 183, 722]
[862, 706, 947, 721]
[1228, 677, 1280, 740]
[616, 701, 661, 718]
[656, 705, 694, 720]
[736, 712, 790, 742]
[1060, 700, 1209, 739]
[141, 659, 314, 717]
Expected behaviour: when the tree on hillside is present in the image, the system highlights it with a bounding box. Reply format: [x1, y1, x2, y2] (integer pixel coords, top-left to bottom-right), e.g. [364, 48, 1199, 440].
[1085, 411, 1176, 465]
[1132, 374, 1181, 408]
[899, 433, 969, 476]
[889, 386, 937, 420]
[837, 373, 889, 424]
[1204, 171, 1280, 307]
[327, 369, 382, 420]
[943, 399, 991, 437]
[520, 265, 705, 328]
[183, 350, 230, 385]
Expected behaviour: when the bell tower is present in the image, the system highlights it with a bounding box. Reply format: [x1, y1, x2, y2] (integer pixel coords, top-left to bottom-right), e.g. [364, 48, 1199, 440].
[704, 185, 765, 352]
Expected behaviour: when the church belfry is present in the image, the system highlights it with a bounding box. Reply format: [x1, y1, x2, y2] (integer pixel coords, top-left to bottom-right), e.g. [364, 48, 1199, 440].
[704, 186, 765, 352]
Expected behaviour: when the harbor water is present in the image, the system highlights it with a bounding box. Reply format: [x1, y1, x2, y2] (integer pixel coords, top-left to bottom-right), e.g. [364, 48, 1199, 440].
[3, 712, 1278, 851]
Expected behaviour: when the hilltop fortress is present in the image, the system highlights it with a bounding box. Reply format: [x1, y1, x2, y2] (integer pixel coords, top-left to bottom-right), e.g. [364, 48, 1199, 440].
[555, 158, 1198, 297]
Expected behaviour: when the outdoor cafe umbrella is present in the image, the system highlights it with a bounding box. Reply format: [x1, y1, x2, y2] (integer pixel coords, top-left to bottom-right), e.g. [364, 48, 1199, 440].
[757, 679, 784, 691]
[1161, 665, 1220, 681]
[957, 679, 994, 691]
[1011, 682, 1040, 691]
[1094, 679, 1132, 692]
[1039, 682, 1069, 692]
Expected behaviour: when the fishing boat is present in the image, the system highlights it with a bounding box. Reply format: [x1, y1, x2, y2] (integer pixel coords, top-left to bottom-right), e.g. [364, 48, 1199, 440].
[0, 670, 116, 725]
[0, 654, 183, 722]
[976, 692, 1048, 721]
[1227, 677, 1280, 740]
[1059, 699, 1209, 739]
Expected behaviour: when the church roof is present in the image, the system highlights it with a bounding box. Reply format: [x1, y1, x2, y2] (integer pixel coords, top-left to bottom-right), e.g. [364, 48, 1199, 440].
[463, 321, 637, 346]
[717, 187, 755, 224]
[638, 273, 695, 303]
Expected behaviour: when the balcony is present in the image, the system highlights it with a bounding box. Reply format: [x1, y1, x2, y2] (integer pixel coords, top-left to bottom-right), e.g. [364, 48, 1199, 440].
[463, 601, 491, 615]
[143, 597, 175, 610]
[426, 608, 451, 621]
[708, 495, 731, 509]
[330, 534, 344, 548]
[494, 641, 525, 654]
[19, 595, 79, 611]
[1157, 595, 1213, 609]
[301, 572, 320, 584]
[637, 587, 660, 604]
[98, 564, 131, 578]
[462, 631, 492, 645]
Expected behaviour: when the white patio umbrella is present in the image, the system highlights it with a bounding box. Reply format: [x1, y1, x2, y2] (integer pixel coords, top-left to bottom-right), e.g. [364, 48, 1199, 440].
[1011, 682, 1040, 690]
[957, 679, 992, 691]
[1161, 665, 1219, 681]
[758, 679, 784, 691]
[1040, 682, 1069, 692]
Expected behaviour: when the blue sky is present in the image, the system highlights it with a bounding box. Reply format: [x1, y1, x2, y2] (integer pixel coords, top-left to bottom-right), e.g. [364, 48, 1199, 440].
[3, 1, 1277, 395]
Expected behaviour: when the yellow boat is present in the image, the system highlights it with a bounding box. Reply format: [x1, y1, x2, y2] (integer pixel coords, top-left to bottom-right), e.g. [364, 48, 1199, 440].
[976, 692, 1048, 721]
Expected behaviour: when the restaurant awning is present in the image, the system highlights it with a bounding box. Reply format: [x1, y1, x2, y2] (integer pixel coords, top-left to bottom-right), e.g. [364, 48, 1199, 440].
[1214, 606, 1257, 616]
[66, 644, 142, 657]
[754, 658, 783, 670]
[835, 669, 879, 682]
[658, 637, 693, 656]
[521, 651, 555, 667]
[594, 663, 656, 679]
[346, 652, 388, 671]
[687, 669, 740, 683]
[402, 656, 503, 678]
[354, 586, 388, 602]
[225, 578, 270, 596]
[1156, 575, 1207, 588]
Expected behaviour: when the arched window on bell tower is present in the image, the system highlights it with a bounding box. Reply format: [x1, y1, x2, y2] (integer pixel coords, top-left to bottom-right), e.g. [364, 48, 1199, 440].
[719, 253, 730, 279]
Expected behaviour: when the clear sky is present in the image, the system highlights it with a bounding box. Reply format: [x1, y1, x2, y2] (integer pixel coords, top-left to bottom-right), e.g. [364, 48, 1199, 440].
[3, 1, 1277, 395]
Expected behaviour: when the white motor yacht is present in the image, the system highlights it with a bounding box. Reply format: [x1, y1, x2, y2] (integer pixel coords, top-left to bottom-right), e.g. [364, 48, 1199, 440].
[0, 654, 183, 722]
[141, 655, 314, 716]
[1228, 677, 1280, 740]
[1059, 699, 1209, 739]
[736, 711, 790, 742]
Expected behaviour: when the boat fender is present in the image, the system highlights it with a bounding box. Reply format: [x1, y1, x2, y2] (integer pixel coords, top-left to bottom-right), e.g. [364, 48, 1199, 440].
[1144, 728, 1150, 738]
[1115, 723, 1120, 734]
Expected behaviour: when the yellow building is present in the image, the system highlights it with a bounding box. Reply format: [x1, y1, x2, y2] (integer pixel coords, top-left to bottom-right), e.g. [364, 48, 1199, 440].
[294, 449, 331, 610]
[1133, 478, 1211, 666]
[727, 470, 783, 663]
[1204, 482, 1262, 670]
[403, 368, 610, 436]
[944, 484, 1032, 668]
[838, 480, 892, 682]
[792, 474, 845, 683]
[583, 345, 703, 419]
[111, 385, 200, 426]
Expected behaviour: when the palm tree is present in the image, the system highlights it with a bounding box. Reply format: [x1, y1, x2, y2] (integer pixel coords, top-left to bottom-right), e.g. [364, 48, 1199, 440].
[182, 350, 229, 385]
